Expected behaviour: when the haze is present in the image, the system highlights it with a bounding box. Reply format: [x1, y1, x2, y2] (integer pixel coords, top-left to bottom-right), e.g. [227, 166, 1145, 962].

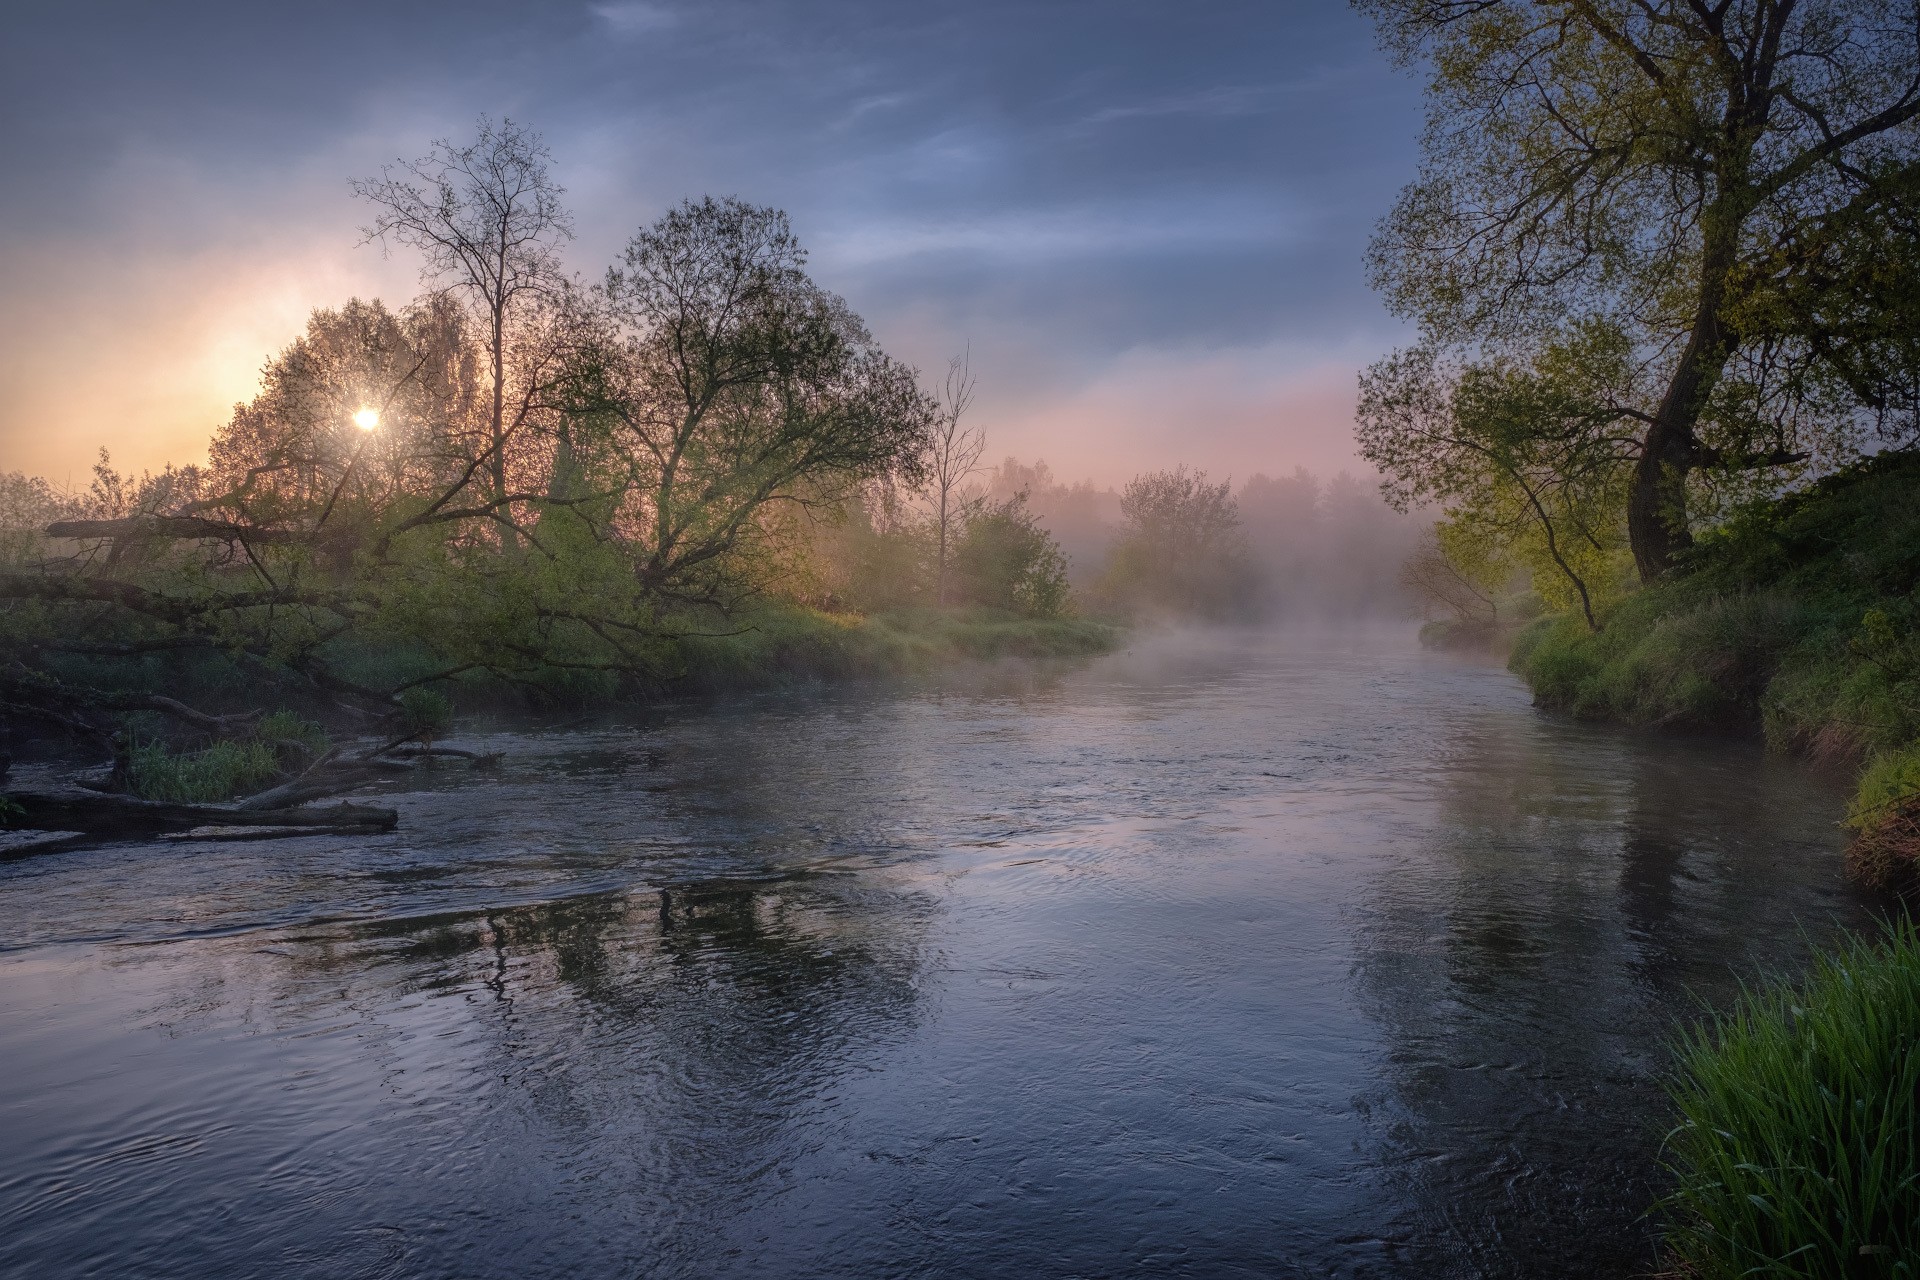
[0, 0, 1418, 486]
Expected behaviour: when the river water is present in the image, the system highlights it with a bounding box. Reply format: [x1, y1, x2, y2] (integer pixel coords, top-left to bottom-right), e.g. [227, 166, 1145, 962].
[0, 629, 1880, 1278]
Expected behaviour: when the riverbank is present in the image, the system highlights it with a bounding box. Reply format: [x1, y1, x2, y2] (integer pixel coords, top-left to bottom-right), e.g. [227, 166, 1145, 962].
[1500, 450, 1920, 887]
[2, 605, 1120, 809]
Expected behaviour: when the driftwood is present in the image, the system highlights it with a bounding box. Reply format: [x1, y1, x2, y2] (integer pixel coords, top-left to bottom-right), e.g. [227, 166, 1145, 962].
[4, 787, 397, 837]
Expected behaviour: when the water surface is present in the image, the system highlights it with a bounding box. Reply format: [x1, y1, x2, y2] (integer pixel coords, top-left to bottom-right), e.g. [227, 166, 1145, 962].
[0, 630, 1877, 1277]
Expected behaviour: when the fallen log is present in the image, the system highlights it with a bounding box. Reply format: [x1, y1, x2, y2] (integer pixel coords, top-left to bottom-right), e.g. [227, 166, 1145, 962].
[0, 829, 94, 861]
[4, 788, 398, 837]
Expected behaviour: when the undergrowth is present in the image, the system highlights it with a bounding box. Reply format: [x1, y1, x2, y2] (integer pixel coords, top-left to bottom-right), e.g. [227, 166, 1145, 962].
[126, 738, 285, 803]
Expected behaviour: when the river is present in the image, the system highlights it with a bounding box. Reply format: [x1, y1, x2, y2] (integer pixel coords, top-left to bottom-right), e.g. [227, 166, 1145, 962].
[0, 629, 1880, 1278]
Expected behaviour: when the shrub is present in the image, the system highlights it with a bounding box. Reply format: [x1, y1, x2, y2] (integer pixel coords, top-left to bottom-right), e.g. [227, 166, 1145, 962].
[1662, 921, 1920, 1277]
[950, 495, 1072, 618]
[255, 710, 330, 756]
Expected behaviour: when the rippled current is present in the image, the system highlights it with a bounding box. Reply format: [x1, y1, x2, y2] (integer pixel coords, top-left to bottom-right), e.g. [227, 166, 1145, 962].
[0, 629, 1881, 1278]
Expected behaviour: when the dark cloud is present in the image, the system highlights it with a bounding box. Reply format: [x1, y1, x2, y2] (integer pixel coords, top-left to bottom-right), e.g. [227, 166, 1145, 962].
[0, 0, 1422, 483]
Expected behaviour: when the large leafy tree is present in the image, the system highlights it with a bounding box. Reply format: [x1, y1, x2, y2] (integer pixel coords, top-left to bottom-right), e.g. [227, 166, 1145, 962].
[572, 197, 937, 606]
[1358, 0, 1920, 580]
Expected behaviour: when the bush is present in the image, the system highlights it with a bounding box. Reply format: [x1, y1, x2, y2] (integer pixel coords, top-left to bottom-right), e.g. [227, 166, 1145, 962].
[256, 709, 330, 756]
[1662, 921, 1920, 1277]
[950, 495, 1071, 617]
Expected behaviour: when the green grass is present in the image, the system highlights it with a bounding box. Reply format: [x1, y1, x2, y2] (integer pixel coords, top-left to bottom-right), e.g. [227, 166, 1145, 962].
[126, 738, 285, 803]
[122, 711, 329, 803]
[1662, 920, 1920, 1277]
[255, 709, 330, 755]
[1512, 451, 1920, 749]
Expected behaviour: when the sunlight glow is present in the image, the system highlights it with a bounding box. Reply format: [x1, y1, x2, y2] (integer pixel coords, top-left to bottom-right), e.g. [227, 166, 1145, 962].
[352, 408, 380, 430]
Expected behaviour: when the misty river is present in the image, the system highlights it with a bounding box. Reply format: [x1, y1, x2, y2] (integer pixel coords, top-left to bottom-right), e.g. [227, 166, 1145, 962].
[0, 630, 1880, 1279]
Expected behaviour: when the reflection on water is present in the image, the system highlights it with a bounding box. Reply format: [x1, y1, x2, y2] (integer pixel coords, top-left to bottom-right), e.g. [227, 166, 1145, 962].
[0, 630, 1879, 1278]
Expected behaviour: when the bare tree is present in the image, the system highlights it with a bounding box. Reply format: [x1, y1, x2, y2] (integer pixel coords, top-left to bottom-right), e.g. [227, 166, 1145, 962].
[1398, 526, 1497, 630]
[352, 118, 575, 529]
[928, 350, 985, 606]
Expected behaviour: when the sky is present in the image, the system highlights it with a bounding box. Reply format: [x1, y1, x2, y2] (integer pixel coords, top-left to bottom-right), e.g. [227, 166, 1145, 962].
[0, 0, 1423, 491]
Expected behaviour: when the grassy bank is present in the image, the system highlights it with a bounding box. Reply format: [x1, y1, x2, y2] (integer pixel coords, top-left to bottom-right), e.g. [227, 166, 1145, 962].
[20, 606, 1119, 803]
[1662, 921, 1920, 1276]
[25, 606, 1121, 750]
[671, 606, 1122, 692]
[1509, 450, 1920, 886]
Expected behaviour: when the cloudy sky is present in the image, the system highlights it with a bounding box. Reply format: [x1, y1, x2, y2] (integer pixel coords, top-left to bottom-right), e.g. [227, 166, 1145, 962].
[0, 0, 1422, 489]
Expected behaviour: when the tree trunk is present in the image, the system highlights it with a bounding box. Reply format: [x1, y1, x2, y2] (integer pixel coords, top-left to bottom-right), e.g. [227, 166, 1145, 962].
[935, 488, 949, 607]
[1628, 252, 1739, 582]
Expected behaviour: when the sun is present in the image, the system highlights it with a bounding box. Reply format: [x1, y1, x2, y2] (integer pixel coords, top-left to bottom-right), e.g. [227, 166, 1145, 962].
[352, 408, 380, 430]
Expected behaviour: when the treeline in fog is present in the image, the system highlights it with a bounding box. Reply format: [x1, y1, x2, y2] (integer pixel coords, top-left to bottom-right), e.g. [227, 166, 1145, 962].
[980, 458, 1420, 622]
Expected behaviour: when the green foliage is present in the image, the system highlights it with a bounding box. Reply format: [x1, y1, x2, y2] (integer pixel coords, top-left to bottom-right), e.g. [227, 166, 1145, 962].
[1514, 452, 1920, 751]
[255, 710, 329, 755]
[1848, 745, 1920, 832]
[950, 495, 1071, 618]
[396, 687, 453, 738]
[1094, 466, 1260, 621]
[1359, 0, 1920, 576]
[1662, 921, 1920, 1277]
[126, 738, 284, 804]
[1360, 328, 1639, 627]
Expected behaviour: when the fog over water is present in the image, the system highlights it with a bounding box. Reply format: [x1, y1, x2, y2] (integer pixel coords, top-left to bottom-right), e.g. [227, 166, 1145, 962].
[0, 630, 1877, 1278]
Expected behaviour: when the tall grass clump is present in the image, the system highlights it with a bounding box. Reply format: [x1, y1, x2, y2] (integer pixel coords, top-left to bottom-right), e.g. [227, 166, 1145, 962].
[126, 738, 284, 803]
[1662, 921, 1920, 1276]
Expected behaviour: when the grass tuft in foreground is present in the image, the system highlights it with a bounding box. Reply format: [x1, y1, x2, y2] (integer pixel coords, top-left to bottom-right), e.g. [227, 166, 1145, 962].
[1662, 919, 1920, 1277]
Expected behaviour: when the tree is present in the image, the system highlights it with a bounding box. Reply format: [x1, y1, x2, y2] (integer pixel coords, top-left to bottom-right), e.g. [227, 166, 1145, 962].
[1359, 325, 1640, 627]
[1358, 0, 1920, 580]
[578, 197, 938, 606]
[927, 350, 987, 606]
[1096, 466, 1261, 619]
[1400, 522, 1505, 632]
[353, 117, 576, 531]
[950, 493, 1071, 617]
